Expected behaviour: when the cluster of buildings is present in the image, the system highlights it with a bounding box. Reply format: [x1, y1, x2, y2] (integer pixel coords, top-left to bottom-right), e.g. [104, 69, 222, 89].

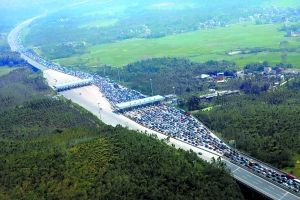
[199, 90, 240, 100]
[198, 72, 227, 83]
[240, 7, 300, 25]
[288, 30, 300, 37]
[195, 63, 300, 97]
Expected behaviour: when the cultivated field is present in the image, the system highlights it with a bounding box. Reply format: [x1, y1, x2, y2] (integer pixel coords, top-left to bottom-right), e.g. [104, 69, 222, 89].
[53, 23, 300, 68]
[263, 0, 300, 8]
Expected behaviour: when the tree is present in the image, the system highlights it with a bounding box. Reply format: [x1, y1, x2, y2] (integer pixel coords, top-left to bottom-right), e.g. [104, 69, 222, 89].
[187, 96, 201, 111]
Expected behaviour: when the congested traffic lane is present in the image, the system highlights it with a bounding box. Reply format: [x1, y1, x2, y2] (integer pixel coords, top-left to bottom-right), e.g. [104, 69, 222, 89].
[225, 160, 300, 200]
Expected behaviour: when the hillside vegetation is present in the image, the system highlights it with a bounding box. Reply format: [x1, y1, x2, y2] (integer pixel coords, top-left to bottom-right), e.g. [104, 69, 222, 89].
[194, 78, 300, 175]
[98, 57, 300, 177]
[0, 68, 243, 199]
[0, 67, 16, 77]
[94, 58, 238, 96]
[0, 68, 49, 112]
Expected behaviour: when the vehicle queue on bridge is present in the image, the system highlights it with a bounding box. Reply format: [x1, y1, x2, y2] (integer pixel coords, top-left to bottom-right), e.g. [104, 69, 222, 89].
[14, 37, 300, 196]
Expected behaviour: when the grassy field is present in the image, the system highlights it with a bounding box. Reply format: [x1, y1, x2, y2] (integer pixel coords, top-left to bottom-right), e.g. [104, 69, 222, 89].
[0, 38, 6, 48]
[0, 67, 16, 76]
[283, 154, 300, 177]
[263, 0, 300, 8]
[53, 23, 300, 68]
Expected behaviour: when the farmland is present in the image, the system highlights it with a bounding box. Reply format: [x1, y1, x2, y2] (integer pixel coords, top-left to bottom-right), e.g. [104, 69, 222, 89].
[53, 23, 300, 68]
[263, 0, 300, 8]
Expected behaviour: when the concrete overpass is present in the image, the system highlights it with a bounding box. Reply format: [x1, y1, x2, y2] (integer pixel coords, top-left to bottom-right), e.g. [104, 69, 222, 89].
[8, 16, 300, 200]
[225, 160, 300, 200]
[53, 78, 93, 92]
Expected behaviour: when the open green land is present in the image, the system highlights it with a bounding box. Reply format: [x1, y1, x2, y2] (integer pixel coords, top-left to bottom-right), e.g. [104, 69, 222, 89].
[0, 67, 16, 76]
[54, 23, 300, 68]
[0, 38, 6, 48]
[263, 0, 300, 8]
[284, 155, 300, 177]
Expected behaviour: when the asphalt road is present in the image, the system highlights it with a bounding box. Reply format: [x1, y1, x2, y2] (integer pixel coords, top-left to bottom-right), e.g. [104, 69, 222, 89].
[225, 160, 300, 200]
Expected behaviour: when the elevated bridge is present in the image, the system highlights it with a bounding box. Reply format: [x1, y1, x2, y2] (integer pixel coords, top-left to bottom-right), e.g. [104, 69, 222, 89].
[224, 160, 300, 200]
[53, 79, 93, 92]
[115, 95, 165, 112]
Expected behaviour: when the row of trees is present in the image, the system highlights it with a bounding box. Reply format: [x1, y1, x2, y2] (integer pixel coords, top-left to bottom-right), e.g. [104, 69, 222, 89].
[0, 51, 29, 67]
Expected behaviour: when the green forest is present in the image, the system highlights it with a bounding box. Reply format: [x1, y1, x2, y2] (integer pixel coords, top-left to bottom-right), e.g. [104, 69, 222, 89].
[97, 57, 300, 177]
[194, 78, 300, 175]
[0, 68, 244, 199]
[94, 58, 238, 96]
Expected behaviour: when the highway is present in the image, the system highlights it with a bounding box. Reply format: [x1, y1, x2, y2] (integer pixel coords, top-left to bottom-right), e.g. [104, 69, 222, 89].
[7, 16, 300, 200]
[225, 160, 300, 200]
[7, 16, 47, 71]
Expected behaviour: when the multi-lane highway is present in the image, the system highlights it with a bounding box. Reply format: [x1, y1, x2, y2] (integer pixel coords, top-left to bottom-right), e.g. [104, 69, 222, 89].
[7, 16, 300, 200]
[225, 160, 300, 200]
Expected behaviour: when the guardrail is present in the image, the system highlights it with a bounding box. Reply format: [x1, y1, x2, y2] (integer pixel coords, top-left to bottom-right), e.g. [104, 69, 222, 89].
[238, 151, 288, 175]
[224, 157, 300, 197]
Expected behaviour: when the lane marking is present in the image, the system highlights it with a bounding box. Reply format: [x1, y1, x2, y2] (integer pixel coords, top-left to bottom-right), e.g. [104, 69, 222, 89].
[232, 167, 240, 173]
[227, 161, 300, 200]
[234, 174, 282, 199]
[279, 192, 288, 200]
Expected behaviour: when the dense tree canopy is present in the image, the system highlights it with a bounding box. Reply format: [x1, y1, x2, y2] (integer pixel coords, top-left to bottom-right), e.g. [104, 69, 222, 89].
[194, 78, 300, 170]
[95, 58, 238, 96]
[0, 51, 29, 67]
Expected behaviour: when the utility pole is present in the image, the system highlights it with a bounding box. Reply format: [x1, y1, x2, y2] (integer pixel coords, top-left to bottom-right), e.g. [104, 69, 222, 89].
[150, 78, 154, 96]
[97, 102, 102, 120]
[229, 139, 236, 149]
[172, 86, 176, 95]
[118, 70, 121, 82]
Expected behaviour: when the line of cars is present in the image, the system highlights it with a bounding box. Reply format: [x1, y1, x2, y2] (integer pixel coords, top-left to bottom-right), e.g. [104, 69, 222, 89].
[123, 104, 227, 155]
[123, 103, 300, 195]
[19, 49, 145, 106]
[224, 150, 300, 194]
[93, 76, 145, 105]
